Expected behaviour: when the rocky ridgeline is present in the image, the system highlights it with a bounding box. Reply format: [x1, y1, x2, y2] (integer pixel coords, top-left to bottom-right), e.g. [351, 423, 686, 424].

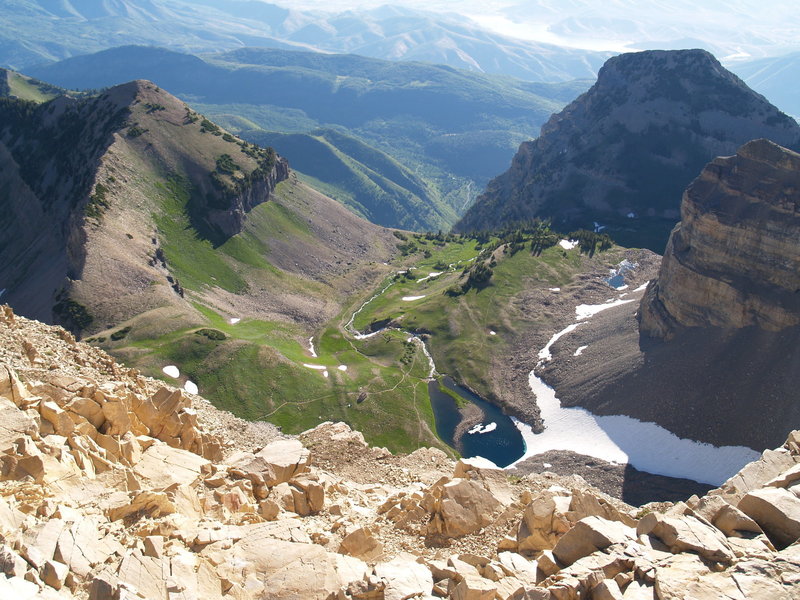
[640, 139, 800, 339]
[0, 306, 799, 599]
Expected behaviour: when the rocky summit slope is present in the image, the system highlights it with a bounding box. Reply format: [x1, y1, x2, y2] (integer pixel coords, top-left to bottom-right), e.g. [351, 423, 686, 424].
[539, 139, 800, 451]
[455, 49, 800, 251]
[1, 307, 800, 599]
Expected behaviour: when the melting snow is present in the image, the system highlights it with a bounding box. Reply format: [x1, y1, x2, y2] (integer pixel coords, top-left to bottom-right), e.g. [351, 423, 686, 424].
[323, 370, 329, 378]
[549, 287, 561, 292]
[229, 317, 240, 325]
[575, 298, 635, 320]
[402, 295, 426, 301]
[184, 381, 198, 395]
[635, 283, 649, 292]
[468, 422, 498, 435]
[338, 365, 348, 371]
[162, 365, 180, 378]
[416, 272, 443, 283]
[558, 239, 578, 250]
[507, 295, 760, 485]
[574, 345, 588, 356]
[308, 337, 317, 358]
[489, 330, 497, 336]
[303, 364, 327, 370]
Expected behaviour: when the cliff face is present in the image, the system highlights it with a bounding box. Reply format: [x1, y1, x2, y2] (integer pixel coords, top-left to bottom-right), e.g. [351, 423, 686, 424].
[640, 139, 800, 339]
[456, 49, 800, 251]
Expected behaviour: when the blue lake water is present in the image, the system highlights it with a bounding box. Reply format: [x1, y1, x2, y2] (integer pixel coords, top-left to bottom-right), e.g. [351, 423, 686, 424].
[428, 376, 525, 467]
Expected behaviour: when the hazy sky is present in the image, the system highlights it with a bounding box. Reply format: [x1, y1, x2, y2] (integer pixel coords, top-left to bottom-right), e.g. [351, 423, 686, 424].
[269, 0, 800, 57]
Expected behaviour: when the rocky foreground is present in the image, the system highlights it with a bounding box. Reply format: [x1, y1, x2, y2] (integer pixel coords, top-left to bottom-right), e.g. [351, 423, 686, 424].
[0, 306, 799, 599]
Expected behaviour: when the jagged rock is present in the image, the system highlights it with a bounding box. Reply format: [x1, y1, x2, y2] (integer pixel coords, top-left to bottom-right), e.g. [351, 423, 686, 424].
[339, 527, 383, 562]
[517, 487, 572, 553]
[374, 556, 434, 600]
[691, 495, 763, 538]
[552, 517, 636, 567]
[636, 513, 734, 563]
[738, 488, 800, 549]
[132, 442, 210, 489]
[450, 574, 496, 600]
[42, 559, 69, 590]
[593, 579, 624, 600]
[426, 478, 503, 537]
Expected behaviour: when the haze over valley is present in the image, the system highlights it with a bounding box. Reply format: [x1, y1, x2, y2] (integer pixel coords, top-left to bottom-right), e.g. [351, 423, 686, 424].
[1, 2, 800, 598]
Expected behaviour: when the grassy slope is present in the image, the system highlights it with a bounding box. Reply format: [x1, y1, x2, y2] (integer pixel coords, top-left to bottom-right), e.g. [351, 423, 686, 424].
[104, 176, 453, 455]
[350, 234, 623, 404]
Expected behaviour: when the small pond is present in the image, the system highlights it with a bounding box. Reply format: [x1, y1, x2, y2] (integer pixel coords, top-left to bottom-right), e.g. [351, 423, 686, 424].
[428, 376, 525, 468]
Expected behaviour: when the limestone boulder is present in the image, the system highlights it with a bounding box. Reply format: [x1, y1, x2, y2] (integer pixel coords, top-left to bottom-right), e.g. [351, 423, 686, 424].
[518, 487, 573, 552]
[132, 442, 210, 489]
[738, 487, 800, 549]
[552, 516, 636, 567]
[339, 527, 383, 562]
[426, 478, 503, 537]
[637, 512, 735, 563]
[374, 555, 434, 600]
[228, 439, 310, 489]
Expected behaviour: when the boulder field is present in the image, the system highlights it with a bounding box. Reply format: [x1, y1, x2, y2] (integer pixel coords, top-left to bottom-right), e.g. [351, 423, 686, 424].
[0, 305, 798, 599]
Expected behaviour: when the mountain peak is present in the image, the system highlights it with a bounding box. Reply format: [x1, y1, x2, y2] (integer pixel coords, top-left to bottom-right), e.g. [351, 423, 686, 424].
[456, 49, 800, 251]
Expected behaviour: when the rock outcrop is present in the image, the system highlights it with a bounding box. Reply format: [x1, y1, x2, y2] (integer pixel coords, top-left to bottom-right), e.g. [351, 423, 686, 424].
[1, 305, 799, 599]
[455, 49, 800, 251]
[640, 138, 800, 339]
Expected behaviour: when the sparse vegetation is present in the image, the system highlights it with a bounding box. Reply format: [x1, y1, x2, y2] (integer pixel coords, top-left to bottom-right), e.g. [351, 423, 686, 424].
[110, 326, 132, 341]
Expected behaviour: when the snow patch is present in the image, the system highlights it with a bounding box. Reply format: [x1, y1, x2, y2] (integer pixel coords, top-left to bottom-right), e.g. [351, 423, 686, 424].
[162, 365, 180, 378]
[468, 422, 498, 435]
[229, 317, 240, 325]
[323, 370, 329, 378]
[338, 365, 348, 372]
[461, 456, 501, 470]
[416, 272, 442, 283]
[184, 381, 198, 395]
[402, 295, 426, 301]
[489, 330, 497, 336]
[308, 337, 317, 358]
[303, 364, 327, 370]
[575, 298, 635, 320]
[558, 239, 578, 250]
[593, 221, 607, 232]
[634, 283, 649, 292]
[548, 287, 561, 292]
[574, 345, 588, 357]
[508, 303, 760, 485]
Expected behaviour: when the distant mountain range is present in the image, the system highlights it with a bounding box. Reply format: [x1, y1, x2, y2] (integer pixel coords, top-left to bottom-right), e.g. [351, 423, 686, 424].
[27, 45, 589, 231]
[0, 0, 609, 81]
[456, 49, 800, 251]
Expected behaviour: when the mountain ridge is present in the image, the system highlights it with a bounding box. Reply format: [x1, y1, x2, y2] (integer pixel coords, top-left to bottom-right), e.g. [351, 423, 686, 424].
[455, 49, 800, 251]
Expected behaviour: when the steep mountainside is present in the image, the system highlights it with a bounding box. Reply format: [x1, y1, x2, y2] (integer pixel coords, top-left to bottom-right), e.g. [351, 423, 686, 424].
[538, 140, 800, 450]
[0, 306, 799, 599]
[27, 45, 589, 231]
[0, 80, 294, 329]
[730, 51, 800, 119]
[456, 49, 800, 251]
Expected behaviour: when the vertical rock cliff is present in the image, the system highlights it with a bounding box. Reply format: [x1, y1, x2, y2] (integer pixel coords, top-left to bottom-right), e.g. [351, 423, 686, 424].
[640, 139, 800, 339]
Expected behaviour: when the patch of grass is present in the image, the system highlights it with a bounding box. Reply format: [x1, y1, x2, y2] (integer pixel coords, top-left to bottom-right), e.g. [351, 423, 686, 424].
[151, 176, 249, 293]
